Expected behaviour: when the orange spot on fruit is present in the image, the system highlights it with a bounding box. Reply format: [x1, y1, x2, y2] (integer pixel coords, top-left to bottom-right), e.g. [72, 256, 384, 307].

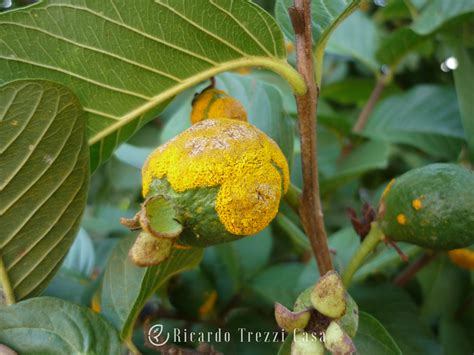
[412, 199, 423, 210]
[397, 214, 407, 225]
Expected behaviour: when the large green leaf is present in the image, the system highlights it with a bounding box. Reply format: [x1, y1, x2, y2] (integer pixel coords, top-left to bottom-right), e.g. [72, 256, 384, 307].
[101, 235, 203, 340]
[250, 262, 306, 308]
[326, 10, 381, 73]
[376, 28, 429, 69]
[354, 312, 402, 355]
[61, 227, 95, 278]
[0, 297, 121, 354]
[412, 0, 474, 35]
[0, 0, 302, 171]
[452, 44, 474, 163]
[362, 85, 465, 159]
[416, 255, 470, 322]
[0, 80, 89, 303]
[353, 283, 441, 355]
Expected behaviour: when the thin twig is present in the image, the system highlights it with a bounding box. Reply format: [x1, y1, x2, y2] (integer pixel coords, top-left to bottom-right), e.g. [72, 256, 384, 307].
[394, 252, 437, 287]
[289, 0, 333, 275]
[353, 76, 387, 133]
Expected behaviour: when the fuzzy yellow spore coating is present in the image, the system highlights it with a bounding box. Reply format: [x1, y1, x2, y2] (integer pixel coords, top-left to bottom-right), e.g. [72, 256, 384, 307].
[412, 198, 423, 210]
[448, 249, 474, 270]
[142, 118, 289, 235]
[397, 213, 407, 225]
[191, 88, 247, 124]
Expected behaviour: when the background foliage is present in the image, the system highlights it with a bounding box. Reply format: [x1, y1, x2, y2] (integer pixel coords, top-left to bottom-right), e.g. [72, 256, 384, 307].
[0, 0, 473, 354]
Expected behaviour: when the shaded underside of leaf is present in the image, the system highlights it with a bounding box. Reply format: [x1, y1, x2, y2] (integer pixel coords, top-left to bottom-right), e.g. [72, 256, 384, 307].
[0, 296, 121, 354]
[412, 0, 474, 35]
[0, 0, 291, 170]
[101, 234, 203, 339]
[0, 79, 89, 302]
[354, 311, 402, 355]
[362, 85, 465, 159]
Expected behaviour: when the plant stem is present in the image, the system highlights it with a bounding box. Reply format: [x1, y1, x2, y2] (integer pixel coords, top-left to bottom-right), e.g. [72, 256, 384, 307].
[342, 222, 384, 287]
[289, 0, 333, 276]
[275, 213, 310, 251]
[393, 252, 437, 287]
[403, 0, 419, 19]
[124, 337, 140, 355]
[0, 255, 15, 305]
[284, 183, 302, 213]
[353, 75, 387, 133]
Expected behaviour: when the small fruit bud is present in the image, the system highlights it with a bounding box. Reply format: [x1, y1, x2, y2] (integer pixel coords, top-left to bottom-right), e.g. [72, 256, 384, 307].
[274, 302, 311, 332]
[311, 271, 346, 319]
[324, 321, 356, 355]
[291, 332, 325, 355]
[191, 87, 247, 124]
[338, 293, 359, 338]
[129, 231, 173, 266]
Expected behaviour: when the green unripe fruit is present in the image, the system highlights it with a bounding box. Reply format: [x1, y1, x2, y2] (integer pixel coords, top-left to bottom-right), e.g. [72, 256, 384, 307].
[378, 164, 474, 250]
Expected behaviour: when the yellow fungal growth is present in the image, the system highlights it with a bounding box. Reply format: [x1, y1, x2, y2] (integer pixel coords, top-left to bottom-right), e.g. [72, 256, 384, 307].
[397, 214, 407, 225]
[448, 249, 474, 270]
[191, 88, 247, 124]
[381, 179, 396, 200]
[412, 198, 423, 210]
[142, 118, 289, 235]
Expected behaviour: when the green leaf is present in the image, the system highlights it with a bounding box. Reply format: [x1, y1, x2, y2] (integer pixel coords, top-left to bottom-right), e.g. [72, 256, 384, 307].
[275, 0, 360, 48]
[362, 85, 465, 159]
[278, 333, 293, 355]
[352, 283, 441, 355]
[326, 10, 381, 73]
[354, 311, 402, 355]
[101, 235, 203, 340]
[323, 140, 390, 188]
[201, 243, 241, 308]
[0, 297, 121, 354]
[412, 0, 474, 35]
[275, 0, 361, 81]
[0, 79, 89, 303]
[0, 0, 303, 171]
[439, 317, 473, 355]
[416, 255, 471, 322]
[452, 44, 474, 163]
[62, 228, 95, 278]
[250, 262, 306, 308]
[233, 228, 273, 281]
[376, 28, 429, 69]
